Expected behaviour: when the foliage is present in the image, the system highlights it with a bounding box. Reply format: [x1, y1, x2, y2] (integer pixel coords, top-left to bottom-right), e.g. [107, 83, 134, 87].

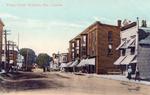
[19, 48, 36, 71]
[36, 53, 51, 68]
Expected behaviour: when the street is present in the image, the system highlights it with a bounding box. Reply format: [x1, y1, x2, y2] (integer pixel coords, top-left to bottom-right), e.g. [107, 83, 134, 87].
[0, 71, 150, 95]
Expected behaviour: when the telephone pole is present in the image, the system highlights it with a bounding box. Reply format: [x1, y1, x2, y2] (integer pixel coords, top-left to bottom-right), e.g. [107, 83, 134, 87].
[3, 30, 10, 72]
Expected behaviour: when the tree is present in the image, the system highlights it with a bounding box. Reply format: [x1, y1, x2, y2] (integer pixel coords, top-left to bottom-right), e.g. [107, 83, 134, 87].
[19, 48, 36, 71]
[36, 53, 51, 72]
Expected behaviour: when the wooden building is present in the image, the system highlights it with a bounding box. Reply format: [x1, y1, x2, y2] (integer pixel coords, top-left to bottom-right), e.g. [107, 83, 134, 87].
[114, 20, 150, 79]
[68, 21, 121, 74]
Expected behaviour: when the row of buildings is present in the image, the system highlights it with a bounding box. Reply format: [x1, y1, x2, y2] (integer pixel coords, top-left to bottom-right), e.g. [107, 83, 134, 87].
[0, 19, 22, 72]
[54, 19, 150, 79]
[67, 21, 120, 74]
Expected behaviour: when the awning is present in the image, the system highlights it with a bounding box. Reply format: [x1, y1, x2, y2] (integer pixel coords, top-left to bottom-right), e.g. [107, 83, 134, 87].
[77, 59, 86, 67]
[126, 38, 136, 48]
[114, 56, 126, 65]
[116, 41, 126, 50]
[85, 58, 95, 65]
[69, 60, 79, 67]
[120, 55, 136, 65]
[59, 63, 67, 68]
[65, 62, 72, 67]
[130, 59, 137, 64]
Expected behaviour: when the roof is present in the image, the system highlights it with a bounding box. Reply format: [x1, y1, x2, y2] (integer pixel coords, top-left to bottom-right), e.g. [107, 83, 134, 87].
[69, 21, 119, 42]
[139, 28, 150, 45]
[121, 22, 137, 31]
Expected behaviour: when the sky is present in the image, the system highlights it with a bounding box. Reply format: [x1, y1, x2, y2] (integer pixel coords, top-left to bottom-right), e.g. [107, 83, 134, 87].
[0, 0, 150, 56]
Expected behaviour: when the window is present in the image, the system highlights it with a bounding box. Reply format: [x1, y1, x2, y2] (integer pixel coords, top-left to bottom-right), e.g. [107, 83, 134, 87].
[121, 49, 126, 56]
[72, 52, 74, 59]
[131, 47, 135, 55]
[130, 35, 136, 39]
[81, 35, 87, 57]
[108, 31, 113, 43]
[107, 31, 113, 55]
[72, 44, 74, 47]
[107, 44, 113, 55]
[76, 40, 80, 47]
[91, 31, 96, 56]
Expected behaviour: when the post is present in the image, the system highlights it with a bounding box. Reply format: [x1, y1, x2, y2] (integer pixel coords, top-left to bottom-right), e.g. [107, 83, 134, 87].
[4, 30, 8, 72]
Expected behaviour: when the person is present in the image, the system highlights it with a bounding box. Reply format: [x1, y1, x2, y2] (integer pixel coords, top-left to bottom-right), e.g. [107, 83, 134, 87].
[135, 67, 140, 81]
[127, 66, 132, 80]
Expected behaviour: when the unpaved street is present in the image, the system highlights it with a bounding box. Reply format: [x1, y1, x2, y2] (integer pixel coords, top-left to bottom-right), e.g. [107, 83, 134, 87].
[0, 71, 150, 95]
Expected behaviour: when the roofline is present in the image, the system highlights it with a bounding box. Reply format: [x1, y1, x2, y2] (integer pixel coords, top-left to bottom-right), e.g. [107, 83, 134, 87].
[121, 22, 137, 31]
[69, 21, 119, 42]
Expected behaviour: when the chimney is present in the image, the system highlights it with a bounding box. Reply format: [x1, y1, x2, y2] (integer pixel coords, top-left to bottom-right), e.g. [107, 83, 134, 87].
[117, 20, 122, 27]
[141, 20, 147, 27]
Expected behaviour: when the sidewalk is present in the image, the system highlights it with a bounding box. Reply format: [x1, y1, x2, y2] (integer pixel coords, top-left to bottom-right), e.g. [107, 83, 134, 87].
[63, 72, 150, 86]
[92, 74, 150, 86]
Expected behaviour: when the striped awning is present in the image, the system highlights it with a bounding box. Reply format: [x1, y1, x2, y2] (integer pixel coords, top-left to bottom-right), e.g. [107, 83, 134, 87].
[116, 41, 126, 50]
[69, 60, 79, 67]
[85, 58, 95, 65]
[126, 38, 136, 48]
[120, 55, 136, 65]
[77, 59, 86, 67]
[114, 56, 126, 65]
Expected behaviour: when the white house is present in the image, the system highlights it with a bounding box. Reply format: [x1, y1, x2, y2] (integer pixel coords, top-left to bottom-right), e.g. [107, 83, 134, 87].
[114, 20, 150, 79]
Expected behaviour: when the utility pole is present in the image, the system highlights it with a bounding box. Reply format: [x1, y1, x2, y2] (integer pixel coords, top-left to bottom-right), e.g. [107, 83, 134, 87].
[18, 32, 20, 50]
[7, 41, 10, 66]
[3, 30, 10, 72]
[12, 41, 15, 66]
[4, 30, 8, 72]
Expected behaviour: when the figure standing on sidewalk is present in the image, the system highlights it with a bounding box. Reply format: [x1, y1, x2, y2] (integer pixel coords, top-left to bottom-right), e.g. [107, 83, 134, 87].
[135, 67, 140, 81]
[127, 66, 132, 80]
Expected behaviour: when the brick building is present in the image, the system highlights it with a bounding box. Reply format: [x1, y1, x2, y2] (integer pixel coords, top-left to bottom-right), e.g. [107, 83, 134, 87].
[0, 19, 4, 65]
[68, 21, 121, 74]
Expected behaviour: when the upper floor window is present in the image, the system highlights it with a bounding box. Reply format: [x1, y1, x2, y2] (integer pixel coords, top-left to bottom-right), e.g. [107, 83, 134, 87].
[131, 35, 136, 39]
[108, 31, 113, 43]
[121, 49, 126, 56]
[76, 40, 80, 47]
[72, 42, 75, 48]
[131, 47, 135, 55]
[82, 35, 87, 47]
[107, 44, 113, 55]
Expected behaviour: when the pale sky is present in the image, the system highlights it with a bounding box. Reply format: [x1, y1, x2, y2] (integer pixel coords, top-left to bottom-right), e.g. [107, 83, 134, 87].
[0, 0, 150, 56]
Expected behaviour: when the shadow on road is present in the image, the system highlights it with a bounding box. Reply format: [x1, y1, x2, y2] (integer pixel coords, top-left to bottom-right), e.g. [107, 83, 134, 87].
[0, 72, 64, 92]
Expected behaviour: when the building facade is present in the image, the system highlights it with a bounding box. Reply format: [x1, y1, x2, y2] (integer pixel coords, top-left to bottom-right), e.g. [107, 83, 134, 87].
[114, 20, 150, 79]
[0, 19, 4, 66]
[0, 19, 4, 71]
[68, 21, 121, 74]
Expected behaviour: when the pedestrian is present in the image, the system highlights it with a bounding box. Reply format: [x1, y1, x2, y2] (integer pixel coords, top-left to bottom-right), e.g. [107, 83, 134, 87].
[135, 67, 140, 81]
[127, 66, 132, 80]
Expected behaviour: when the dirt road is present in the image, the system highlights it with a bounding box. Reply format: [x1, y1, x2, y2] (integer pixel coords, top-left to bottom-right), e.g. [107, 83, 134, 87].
[0, 71, 150, 95]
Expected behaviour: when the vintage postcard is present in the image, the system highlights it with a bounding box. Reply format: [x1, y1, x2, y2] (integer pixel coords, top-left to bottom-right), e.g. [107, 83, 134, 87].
[0, 0, 150, 95]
